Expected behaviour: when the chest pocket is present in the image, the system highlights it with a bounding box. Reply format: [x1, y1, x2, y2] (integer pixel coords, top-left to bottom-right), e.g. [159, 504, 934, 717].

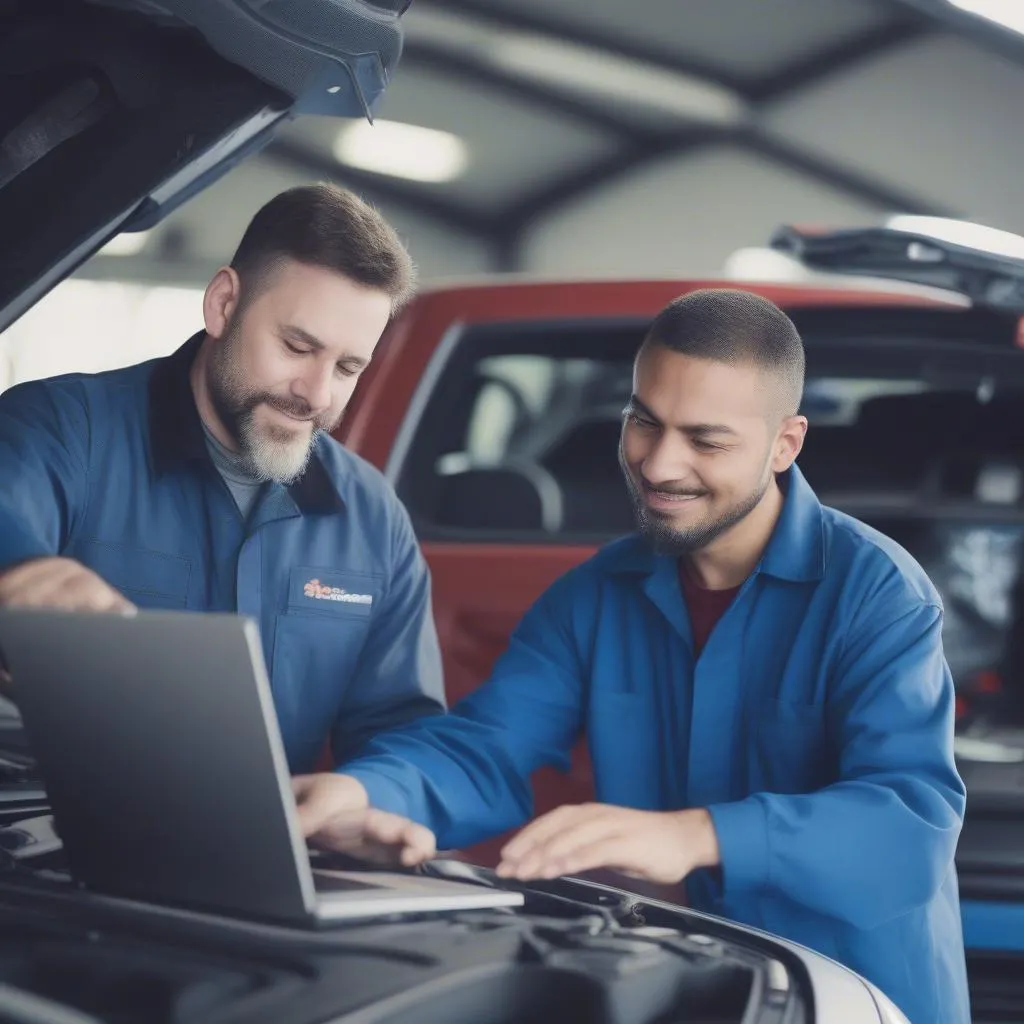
[73, 540, 190, 609]
[750, 698, 831, 794]
[270, 567, 383, 768]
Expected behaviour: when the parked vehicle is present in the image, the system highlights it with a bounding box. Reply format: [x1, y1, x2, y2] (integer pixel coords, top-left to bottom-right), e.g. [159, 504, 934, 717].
[0, 1, 919, 1021]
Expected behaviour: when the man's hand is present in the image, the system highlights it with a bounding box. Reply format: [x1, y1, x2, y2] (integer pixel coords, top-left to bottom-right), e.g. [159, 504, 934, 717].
[496, 803, 720, 885]
[291, 773, 437, 869]
[0, 557, 135, 614]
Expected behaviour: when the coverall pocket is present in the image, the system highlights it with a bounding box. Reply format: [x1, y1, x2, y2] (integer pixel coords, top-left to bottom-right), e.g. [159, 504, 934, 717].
[73, 539, 190, 608]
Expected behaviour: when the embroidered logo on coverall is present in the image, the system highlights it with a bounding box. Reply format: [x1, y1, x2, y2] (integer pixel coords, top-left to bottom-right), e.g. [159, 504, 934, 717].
[303, 579, 373, 605]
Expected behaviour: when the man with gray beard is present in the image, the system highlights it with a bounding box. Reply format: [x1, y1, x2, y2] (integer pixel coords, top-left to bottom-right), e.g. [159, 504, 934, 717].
[0, 184, 446, 795]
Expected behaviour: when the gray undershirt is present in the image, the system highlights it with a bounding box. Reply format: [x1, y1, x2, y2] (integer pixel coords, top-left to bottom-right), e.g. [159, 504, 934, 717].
[201, 421, 265, 520]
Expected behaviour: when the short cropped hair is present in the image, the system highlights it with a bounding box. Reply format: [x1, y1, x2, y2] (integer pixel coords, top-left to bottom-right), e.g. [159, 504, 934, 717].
[643, 288, 805, 418]
[229, 183, 417, 315]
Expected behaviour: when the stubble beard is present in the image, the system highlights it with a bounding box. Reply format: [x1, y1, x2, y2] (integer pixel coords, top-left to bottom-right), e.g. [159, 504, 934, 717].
[618, 444, 773, 556]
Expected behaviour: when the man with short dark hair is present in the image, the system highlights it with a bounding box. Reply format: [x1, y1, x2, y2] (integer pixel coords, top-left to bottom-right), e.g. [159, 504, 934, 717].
[0, 183, 445, 773]
[293, 289, 970, 1024]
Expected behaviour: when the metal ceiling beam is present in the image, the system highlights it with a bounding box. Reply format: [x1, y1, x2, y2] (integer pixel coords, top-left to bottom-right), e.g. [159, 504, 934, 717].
[745, 133, 953, 215]
[499, 128, 720, 231]
[753, 17, 931, 101]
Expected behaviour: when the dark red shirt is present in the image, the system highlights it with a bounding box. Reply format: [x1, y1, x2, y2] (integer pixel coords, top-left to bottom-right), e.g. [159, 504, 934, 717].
[679, 563, 740, 655]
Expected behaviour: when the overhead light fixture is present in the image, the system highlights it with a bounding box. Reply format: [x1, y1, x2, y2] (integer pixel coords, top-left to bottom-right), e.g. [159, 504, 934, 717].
[332, 119, 468, 183]
[99, 230, 151, 257]
[946, 0, 1024, 35]
[886, 215, 1024, 260]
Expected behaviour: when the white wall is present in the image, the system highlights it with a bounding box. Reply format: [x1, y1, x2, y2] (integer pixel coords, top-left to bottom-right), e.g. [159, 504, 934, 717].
[0, 281, 201, 392]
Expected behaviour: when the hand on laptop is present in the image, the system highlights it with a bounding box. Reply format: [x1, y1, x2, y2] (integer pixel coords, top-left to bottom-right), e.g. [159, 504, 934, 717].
[0, 557, 136, 614]
[292, 772, 437, 868]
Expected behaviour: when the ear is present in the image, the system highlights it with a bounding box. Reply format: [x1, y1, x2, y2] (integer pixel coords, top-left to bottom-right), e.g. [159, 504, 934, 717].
[202, 267, 242, 341]
[771, 415, 808, 473]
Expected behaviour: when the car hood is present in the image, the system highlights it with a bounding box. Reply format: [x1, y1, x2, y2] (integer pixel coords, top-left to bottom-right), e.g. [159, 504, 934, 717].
[0, 0, 410, 332]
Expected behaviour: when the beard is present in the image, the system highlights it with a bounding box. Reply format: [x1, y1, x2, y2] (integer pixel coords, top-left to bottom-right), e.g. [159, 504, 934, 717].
[619, 444, 773, 556]
[205, 321, 340, 484]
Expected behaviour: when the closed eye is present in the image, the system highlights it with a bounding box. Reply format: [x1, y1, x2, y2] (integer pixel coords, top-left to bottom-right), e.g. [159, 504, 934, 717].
[690, 437, 728, 453]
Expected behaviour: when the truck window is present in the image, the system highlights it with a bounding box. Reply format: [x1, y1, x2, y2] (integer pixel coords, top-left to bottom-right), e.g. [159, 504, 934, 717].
[393, 310, 1024, 544]
[392, 308, 1024, 714]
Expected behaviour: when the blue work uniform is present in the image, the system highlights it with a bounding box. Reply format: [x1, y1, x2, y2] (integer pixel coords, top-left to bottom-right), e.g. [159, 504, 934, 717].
[343, 466, 969, 1024]
[0, 335, 445, 769]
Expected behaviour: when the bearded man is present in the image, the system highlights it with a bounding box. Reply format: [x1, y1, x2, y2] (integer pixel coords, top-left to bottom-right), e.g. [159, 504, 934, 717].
[0, 184, 445, 772]
[292, 288, 970, 1024]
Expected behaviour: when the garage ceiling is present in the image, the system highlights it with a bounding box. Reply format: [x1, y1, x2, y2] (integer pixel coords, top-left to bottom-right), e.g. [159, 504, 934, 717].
[86, 0, 1024, 282]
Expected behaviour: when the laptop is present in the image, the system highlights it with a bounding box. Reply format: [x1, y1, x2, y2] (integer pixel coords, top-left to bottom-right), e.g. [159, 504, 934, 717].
[0, 608, 523, 925]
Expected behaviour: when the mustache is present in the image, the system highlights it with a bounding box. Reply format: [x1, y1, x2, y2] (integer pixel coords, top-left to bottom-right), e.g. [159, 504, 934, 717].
[640, 480, 710, 498]
[261, 394, 314, 420]
[252, 393, 337, 430]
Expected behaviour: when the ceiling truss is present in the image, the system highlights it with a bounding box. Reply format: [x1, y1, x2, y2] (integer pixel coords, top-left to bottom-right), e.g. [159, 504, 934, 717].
[258, 0, 1016, 271]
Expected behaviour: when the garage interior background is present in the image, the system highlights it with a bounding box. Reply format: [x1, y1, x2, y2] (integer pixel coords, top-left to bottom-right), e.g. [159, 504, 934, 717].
[2, 0, 1023, 388]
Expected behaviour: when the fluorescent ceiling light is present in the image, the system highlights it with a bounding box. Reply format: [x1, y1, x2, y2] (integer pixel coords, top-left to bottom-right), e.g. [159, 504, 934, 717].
[99, 230, 151, 257]
[333, 119, 468, 183]
[886, 215, 1024, 260]
[947, 0, 1024, 36]
[404, 6, 746, 127]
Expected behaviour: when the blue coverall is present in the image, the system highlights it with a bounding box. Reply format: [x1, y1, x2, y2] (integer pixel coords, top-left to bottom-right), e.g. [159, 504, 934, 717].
[0, 335, 445, 769]
[344, 466, 970, 1024]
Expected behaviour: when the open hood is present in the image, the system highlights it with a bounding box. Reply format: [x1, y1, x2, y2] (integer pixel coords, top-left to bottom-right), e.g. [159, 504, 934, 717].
[0, 0, 411, 332]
